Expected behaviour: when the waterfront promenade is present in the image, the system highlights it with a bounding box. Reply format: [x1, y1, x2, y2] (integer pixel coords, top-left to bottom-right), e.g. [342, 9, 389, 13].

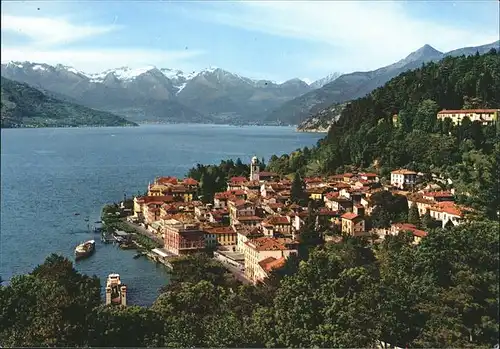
[121, 216, 250, 283]
[122, 220, 164, 246]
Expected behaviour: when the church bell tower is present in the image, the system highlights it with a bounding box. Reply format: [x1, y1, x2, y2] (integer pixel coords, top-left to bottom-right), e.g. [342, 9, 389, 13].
[250, 156, 260, 181]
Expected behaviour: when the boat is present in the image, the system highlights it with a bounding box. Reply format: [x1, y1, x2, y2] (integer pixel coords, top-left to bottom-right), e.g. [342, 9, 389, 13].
[133, 252, 144, 259]
[105, 274, 127, 306]
[74, 240, 95, 260]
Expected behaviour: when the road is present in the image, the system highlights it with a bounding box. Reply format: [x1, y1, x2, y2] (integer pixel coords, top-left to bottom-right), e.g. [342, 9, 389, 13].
[122, 220, 164, 246]
[222, 262, 252, 285]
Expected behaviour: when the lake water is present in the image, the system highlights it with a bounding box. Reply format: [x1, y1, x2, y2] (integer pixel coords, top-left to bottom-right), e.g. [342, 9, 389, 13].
[0, 124, 322, 305]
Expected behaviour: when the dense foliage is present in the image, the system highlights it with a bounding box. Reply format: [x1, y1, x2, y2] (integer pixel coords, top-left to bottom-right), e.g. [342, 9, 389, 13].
[0, 78, 137, 128]
[268, 50, 500, 219]
[1, 221, 498, 347]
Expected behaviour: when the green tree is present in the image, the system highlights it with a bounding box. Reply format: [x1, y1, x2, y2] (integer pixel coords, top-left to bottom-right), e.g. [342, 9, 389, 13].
[161, 253, 236, 292]
[0, 255, 101, 347]
[407, 202, 421, 226]
[413, 99, 439, 132]
[421, 210, 438, 230]
[290, 171, 306, 205]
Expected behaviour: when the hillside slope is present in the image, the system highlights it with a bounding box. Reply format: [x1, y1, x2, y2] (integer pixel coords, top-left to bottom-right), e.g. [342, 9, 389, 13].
[268, 49, 500, 174]
[265, 41, 499, 125]
[1, 78, 137, 128]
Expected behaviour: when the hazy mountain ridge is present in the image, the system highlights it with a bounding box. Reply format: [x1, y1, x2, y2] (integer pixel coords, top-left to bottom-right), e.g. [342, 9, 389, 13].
[1, 63, 313, 124]
[0, 77, 137, 128]
[264, 40, 500, 125]
[2, 41, 497, 126]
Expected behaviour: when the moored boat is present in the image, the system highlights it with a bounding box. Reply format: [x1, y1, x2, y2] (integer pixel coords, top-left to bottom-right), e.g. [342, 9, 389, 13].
[74, 240, 95, 260]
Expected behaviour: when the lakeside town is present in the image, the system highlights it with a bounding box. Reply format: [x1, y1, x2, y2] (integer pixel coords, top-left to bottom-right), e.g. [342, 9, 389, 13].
[2, 44, 499, 346]
[122, 160, 471, 285]
[96, 106, 499, 286]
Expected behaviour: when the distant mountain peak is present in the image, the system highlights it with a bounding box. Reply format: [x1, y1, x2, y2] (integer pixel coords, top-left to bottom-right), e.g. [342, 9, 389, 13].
[405, 44, 443, 62]
[310, 72, 342, 89]
[282, 78, 309, 87]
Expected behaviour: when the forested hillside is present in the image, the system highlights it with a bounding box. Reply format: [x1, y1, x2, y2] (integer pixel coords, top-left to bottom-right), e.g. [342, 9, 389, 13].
[1, 221, 498, 347]
[268, 49, 500, 218]
[1, 78, 137, 128]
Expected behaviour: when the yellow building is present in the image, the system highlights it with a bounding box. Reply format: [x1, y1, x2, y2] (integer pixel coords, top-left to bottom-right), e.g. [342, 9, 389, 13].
[437, 109, 499, 125]
[204, 226, 237, 246]
[244, 237, 298, 284]
[307, 186, 332, 201]
[340, 212, 365, 236]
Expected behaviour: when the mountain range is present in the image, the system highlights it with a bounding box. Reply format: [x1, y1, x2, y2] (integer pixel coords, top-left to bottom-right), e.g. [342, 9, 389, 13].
[1, 40, 498, 126]
[269, 40, 499, 125]
[0, 63, 322, 124]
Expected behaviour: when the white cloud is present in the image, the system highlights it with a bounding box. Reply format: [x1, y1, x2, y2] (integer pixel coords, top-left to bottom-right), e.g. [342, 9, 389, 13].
[1, 14, 120, 47]
[191, 1, 499, 72]
[1, 46, 205, 73]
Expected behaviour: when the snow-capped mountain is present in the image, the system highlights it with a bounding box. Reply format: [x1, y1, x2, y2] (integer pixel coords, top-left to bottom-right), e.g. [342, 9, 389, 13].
[0, 61, 313, 124]
[309, 72, 342, 89]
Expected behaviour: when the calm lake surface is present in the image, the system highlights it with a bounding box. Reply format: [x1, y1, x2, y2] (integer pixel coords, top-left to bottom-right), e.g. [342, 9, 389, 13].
[1, 124, 322, 305]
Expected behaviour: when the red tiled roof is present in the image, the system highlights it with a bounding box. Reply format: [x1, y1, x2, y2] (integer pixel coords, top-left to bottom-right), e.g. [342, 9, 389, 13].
[341, 212, 359, 220]
[138, 195, 175, 204]
[259, 256, 286, 273]
[183, 178, 199, 186]
[429, 201, 471, 217]
[246, 237, 289, 251]
[264, 216, 290, 225]
[391, 169, 417, 175]
[438, 109, 499, 114]
[229, 176, 247, 183]
[231, 199, 249, 208]
[360, 172, 378, 177]
[156, 176, 178, 185]
[392, 223, 428, 238]
[204, 226, 234, 234]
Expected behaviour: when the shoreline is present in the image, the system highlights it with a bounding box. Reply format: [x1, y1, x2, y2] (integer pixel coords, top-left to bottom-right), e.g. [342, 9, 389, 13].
[2, 123, 298, 131]
[101, 203, 251, 283]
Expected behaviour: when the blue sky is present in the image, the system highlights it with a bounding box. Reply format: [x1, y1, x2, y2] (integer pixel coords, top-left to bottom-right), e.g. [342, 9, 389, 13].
[1, 1, 498, 83]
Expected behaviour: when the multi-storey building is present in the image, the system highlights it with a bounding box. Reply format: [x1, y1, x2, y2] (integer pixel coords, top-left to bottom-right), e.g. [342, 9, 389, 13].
[437, 109, 498, 125]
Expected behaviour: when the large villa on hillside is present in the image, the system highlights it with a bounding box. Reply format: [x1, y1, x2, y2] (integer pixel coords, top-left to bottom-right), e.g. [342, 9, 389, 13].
[436, 108, 499, 125]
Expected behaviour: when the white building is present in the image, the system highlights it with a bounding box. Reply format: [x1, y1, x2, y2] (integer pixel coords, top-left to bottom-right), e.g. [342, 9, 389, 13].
[390, 169, 417, 189]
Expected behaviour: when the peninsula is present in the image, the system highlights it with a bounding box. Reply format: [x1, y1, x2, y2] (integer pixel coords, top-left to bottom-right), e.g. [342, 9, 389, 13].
[1, 78, 138, 128]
